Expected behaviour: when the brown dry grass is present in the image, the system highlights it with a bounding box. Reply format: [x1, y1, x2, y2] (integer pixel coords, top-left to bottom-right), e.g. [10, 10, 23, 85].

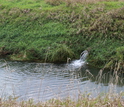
[0, 93, 124, 107]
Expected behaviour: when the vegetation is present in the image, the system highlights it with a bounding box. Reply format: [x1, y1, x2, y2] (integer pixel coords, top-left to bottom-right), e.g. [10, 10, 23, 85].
[0, 93, 124, 107]
[0, 0, 124, 70]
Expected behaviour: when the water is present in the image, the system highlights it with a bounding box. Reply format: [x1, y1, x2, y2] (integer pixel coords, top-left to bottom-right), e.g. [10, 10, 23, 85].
[70, 50, 88, 68]
[0, 58, 124, 102]
[80, 50, 88, 61]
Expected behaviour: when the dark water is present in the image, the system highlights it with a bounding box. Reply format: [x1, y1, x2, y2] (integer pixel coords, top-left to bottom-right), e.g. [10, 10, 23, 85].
[0, 59, 124, 101]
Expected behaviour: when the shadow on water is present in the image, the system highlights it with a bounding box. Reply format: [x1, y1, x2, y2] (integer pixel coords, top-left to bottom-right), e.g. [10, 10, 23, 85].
[0, 57, 124, 101]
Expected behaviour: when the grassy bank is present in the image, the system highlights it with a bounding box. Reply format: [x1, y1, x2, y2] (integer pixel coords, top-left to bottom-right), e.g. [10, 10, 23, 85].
[0, 0, 124, 70]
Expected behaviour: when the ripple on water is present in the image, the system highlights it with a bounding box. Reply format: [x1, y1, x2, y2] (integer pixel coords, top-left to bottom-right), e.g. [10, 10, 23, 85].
[0, 60, 124, 101]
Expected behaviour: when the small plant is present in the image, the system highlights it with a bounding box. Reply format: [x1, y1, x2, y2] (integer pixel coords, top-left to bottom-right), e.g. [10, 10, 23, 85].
[116, 46, 124, 61]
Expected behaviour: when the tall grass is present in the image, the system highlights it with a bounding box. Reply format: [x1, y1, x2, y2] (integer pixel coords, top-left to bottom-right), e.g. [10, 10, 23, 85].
[0, 94, 124, 107]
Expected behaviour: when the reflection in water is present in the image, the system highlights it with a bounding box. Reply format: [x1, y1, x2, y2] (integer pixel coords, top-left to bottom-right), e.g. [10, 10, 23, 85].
[0, 59, 124, 101]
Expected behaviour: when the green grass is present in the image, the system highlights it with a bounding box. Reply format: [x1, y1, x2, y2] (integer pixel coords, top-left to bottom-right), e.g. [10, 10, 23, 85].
[0, 0, 65, 10]
[0, 0, 124, 70]
[102, 1, 124, 10]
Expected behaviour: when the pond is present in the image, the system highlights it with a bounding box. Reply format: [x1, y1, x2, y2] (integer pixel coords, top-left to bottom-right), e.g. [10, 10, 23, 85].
[0, 59, 124, 102]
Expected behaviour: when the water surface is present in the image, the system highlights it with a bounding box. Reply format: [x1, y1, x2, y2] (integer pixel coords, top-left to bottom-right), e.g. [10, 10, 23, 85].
[0, 59, 124, 101]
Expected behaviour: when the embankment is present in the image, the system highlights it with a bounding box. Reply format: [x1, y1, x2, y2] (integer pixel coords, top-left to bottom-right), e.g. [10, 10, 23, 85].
[0, 0, 124, 70]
